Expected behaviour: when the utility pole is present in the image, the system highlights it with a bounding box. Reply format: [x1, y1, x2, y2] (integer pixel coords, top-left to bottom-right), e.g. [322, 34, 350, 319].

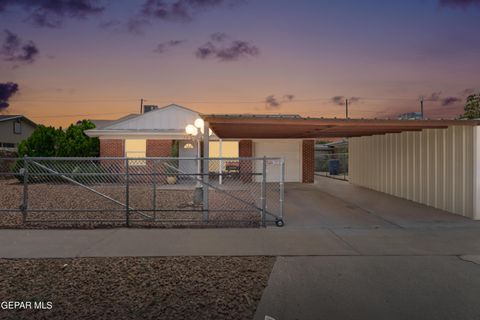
[140, 98, 144, 114]
[420, 97, 424, 119]
[345, 99, 349, 119]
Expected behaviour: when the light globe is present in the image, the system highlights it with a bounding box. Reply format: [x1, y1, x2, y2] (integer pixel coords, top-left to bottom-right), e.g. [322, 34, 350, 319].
[185, 124, 197, 136]
[194, 118, 204, 129]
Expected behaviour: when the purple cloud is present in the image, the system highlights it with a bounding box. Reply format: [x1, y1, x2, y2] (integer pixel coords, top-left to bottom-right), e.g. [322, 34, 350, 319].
[154, 39, 186, 54]
[441, 96, 462, 106]
[0, 0, 105, 28]
[0, 82, 19, 109]
[196, 34, 259, 61]
[264, 94, 295, 110]
[141, 0, 243, 22]
[331, 96, 360, 106]
[439, 0, 480, 8]
[1, 29, 39, 64]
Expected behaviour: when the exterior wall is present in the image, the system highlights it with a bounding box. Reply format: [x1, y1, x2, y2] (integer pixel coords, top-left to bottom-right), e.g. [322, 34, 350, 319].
[0, 118, 36, 148]
[302, 140, 315, 183]
[100, 139, 124, 157]
[146, 140, 172, 157]
[253, 139, 302, 182]
[349, 125, 478, 219]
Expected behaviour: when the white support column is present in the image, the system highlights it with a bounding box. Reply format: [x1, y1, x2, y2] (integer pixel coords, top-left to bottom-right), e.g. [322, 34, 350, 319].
[219, 139, 223, 185]
[202, 121, 210, 219]
[474, 126, 480, 220]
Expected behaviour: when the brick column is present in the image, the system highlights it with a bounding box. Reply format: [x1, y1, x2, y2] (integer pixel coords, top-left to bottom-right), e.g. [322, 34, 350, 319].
[239, 140, 253, 183]
[146, 140, 173, 184]
[146, 140, 172, 157]
[99, 139, 125, 178]
[302, 140, 315, 183]
[100, 139, 124, 157]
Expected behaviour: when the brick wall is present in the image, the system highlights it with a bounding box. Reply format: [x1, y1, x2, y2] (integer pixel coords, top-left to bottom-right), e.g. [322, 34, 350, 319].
[100, 139, 124, 157]
[146, 140, 172, 157]
[302, 140, 314, 183]
[239, 140, 253, 183]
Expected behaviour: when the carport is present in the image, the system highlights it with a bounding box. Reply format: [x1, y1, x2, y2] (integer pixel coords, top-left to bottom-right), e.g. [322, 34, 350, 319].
[202, 115, 480, 220]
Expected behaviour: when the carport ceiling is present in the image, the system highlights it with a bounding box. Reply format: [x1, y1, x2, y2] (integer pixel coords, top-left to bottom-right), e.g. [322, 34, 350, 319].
[201, 115, 480, 139]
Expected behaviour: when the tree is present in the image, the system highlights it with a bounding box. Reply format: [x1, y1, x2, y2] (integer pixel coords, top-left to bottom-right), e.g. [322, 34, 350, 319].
[462, 93, 480, 119]
[57, 120, 99, 157]
[18, 125, 63, 157]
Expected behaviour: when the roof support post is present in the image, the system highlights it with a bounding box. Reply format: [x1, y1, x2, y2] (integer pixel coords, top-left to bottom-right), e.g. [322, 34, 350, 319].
[202, 121, 210, 221]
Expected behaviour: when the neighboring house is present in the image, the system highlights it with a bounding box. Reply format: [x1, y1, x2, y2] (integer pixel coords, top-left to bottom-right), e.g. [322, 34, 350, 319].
[398, 112, 423, 120]
[84, 104, 313, 183]
[0, 115, 37, 150]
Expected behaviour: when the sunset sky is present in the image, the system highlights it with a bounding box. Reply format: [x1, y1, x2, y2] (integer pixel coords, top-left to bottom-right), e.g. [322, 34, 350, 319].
[1, 0, 480, 127]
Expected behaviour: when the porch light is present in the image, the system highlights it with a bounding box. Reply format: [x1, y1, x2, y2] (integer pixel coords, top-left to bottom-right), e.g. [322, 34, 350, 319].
[194, 118, 204, 130]
[185, 124, 198, 136]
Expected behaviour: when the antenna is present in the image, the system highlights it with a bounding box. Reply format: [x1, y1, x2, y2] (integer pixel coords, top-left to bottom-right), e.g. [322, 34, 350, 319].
[420, 96, 424, 119]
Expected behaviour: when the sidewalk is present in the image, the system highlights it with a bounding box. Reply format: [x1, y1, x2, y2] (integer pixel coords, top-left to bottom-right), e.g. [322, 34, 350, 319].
[2, 226, 480, 258]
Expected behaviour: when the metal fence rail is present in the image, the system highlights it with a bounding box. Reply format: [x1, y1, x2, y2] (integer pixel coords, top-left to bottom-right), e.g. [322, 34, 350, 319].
[0, 157, 284, 228]
[315, 153, 349, 181]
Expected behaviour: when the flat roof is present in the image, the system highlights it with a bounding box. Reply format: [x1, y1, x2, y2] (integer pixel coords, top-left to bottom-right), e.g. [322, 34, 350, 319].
[201, 115, 480, 139]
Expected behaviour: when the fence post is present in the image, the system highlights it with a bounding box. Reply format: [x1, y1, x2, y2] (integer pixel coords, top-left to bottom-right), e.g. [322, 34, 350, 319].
[125, 158, 130, 227]
[21, 156, 29, 224]
[280, 158, 285, 222]
[261, 156, 267, 227]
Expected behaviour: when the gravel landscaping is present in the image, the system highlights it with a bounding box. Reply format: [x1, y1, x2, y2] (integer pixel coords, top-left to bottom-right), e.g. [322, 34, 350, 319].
[0, 256, 275, 320]
[0, 179, 274, 228]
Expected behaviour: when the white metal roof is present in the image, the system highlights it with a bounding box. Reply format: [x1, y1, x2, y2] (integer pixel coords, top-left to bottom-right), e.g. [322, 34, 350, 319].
[85, 104, 213, 139]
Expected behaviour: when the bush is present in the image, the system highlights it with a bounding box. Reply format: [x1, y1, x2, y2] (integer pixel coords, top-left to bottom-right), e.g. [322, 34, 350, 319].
[15, 120, 101, 183]
[17, 120, 99, 158]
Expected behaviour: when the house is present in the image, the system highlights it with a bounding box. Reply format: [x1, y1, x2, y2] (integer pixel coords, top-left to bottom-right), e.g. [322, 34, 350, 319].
[398, 112, 423, 120]
[0, 115, 37, 150]
[84, 104, 314, 183]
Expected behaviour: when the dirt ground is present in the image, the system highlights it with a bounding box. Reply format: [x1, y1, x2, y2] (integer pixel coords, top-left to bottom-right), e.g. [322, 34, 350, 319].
[0, 179, 277, 228]
[0, 256, 275, 320]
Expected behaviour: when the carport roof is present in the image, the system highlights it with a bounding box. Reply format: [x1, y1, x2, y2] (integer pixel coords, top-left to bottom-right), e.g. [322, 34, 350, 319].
[201, 114, 480, 139]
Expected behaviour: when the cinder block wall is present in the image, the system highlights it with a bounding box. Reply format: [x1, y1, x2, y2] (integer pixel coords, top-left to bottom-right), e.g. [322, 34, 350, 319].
[100, 139, 124, 157]
[349, 125, 479, 219]
[302, 140, 315, 183]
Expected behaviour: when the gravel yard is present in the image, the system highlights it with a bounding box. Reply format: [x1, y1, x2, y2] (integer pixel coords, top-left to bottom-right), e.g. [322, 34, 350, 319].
[0, 256, 275, 320]
[0, 179, 274, 228]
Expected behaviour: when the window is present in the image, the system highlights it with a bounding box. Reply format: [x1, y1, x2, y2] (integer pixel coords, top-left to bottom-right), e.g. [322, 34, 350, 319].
[0, 142, 15, 148]
[13, 120, 22, 134]
[209, 141, 239, 171]
[125, 139, 146, 165]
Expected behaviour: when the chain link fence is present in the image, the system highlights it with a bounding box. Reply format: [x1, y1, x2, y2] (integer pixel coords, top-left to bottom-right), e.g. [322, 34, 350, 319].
[315, 153, 349, 181]
[0, 157, 284, 228]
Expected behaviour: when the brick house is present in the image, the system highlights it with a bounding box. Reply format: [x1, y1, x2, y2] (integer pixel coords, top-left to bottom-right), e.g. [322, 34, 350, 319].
[85, 104, 315, 183]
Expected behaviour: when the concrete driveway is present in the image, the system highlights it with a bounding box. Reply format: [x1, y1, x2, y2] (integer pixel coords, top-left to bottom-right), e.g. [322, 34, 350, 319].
[284, 176, 480, 230]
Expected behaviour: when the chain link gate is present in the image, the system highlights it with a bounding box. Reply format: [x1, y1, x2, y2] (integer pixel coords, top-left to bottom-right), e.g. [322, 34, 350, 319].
[0, 157, 284, 228]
